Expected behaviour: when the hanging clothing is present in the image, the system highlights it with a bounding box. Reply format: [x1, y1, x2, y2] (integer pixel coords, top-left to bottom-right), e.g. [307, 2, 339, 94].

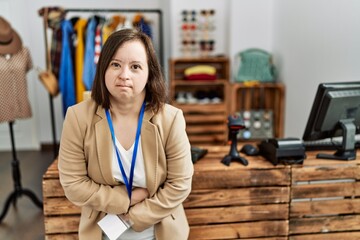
[0, 47, 33, 123]
[38, 7, 65, 79]
[82, 17, 97, 91]
[102, 15, 125, 43]
[94, 23, 102, 65]
[59, 20, 76, 116]
[139, 18, 152, 39]
[74, 18, 87, 103]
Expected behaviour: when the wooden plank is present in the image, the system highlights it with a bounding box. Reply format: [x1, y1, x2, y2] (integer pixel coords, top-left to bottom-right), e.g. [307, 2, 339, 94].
[43, 179, 65, 197]
[45, 234, 78, 240]
[192, 168, 291, 189]
[292, 165, 360, 182]
[290, 199, 360, 218]
[185, 203, 289, 225]
[189, 220, 288, 239]
[192, 155, 289, 171]
[234, 238, 287, 240]
[44, 197, 81, 216]
[289, 215, 360, 234]
[184, 187, 289, 208]
[289, 231, 360, 240]
[185, 114, 225, 123]
[186, 124, 226, 134]
[44, 215, 80, 234]
[174, 79, 228, 86]
[291, 182, 360, 199]
[43, 159, 60, 179]
[188, 134, 226, 143]
[296, 151, 360, 166]
[180, 104, 227, 113]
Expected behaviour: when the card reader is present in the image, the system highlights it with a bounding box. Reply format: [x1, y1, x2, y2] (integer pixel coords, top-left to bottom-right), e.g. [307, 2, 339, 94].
[258, 138, 306, 165]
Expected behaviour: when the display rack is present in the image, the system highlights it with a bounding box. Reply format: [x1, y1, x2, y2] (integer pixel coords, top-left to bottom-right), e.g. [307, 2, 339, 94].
[169, 57, 230, 145]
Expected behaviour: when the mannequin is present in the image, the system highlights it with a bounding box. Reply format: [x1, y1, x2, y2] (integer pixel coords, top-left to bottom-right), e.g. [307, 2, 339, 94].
[0, 16, 42, 223]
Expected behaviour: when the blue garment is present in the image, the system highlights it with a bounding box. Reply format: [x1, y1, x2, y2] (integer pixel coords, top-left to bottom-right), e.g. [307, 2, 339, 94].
[83, 17, 97, 90]
[139, 18, 152, 39]
[59, 20, 76, 117]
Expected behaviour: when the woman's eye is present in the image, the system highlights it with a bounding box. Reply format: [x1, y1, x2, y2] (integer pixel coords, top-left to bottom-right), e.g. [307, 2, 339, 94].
[132, 64, 141, 70]
[110, 62, 120, 68]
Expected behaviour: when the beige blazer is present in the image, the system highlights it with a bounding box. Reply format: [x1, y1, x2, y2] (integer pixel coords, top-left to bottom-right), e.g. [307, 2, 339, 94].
[58, 99, 194, 240]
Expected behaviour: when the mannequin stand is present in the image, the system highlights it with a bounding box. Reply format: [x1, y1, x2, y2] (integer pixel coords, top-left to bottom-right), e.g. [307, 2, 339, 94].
[0, 121, 43, 223]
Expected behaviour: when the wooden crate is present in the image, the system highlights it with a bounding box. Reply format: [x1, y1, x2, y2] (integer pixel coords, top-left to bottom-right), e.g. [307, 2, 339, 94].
[184, 145, 290, 239]
[42, 146, 290, 240]
[289, 151, 360, 239]
[169, 57, 230, 145]
[229, 83, 285, 139]
[42, 159, 80, 240]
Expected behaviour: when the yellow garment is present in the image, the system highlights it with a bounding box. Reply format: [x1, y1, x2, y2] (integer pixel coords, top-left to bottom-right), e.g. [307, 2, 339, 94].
[102, 25, 112, 43]
[74, 18, 87, 102]
[103, 15, 126, 43]
[184, 65, 216, 76]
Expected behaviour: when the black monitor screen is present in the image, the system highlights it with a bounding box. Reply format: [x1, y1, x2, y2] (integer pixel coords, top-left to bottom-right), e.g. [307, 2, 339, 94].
[303, 81, 360, 160]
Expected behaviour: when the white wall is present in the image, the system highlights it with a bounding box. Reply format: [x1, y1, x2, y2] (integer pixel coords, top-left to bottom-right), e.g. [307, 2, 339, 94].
[272, 0, 360, 138]
[1, 0, 360, 150]
[228, 0, 273, 78]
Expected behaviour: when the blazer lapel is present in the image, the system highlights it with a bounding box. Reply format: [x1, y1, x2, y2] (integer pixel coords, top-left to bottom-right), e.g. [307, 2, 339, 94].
[95, 106, 117, 185]
[141, 110, 158, 196]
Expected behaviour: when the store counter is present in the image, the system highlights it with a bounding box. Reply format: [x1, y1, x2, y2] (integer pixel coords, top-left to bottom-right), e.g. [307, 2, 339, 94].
[42, 145, 360, 239]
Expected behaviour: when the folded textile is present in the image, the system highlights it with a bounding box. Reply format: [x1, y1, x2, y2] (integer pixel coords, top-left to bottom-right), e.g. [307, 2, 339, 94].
[184, 65, 216, 76]
[184, 73, 216, 81]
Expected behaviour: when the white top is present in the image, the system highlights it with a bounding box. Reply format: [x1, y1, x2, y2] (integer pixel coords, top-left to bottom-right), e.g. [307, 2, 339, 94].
[112, 136, 146, 187]
[110, 136, 155, 240]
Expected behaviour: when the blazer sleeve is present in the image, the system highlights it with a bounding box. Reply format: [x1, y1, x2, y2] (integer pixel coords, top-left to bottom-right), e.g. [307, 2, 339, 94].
[128, 109, 194, 231]
[58, 106, 130, 214]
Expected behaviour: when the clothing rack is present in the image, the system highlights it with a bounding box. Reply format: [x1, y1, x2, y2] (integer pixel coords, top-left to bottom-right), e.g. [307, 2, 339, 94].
[65, 8, 164, 66]
[39, 8, 163, 158]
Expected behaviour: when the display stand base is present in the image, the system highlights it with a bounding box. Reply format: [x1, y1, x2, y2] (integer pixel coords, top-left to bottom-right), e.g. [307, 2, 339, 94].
[0, 121, 43, 223]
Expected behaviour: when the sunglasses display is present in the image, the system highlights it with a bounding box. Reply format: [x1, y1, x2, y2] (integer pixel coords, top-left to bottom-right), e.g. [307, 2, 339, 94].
[180, 9, 216, 57]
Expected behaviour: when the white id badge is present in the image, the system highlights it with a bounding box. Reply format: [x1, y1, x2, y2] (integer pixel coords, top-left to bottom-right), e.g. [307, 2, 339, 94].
[97, 214, 131, 240]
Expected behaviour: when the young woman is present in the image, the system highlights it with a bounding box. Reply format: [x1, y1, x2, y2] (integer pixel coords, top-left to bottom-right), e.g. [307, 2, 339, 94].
[58, 28, 193, 240]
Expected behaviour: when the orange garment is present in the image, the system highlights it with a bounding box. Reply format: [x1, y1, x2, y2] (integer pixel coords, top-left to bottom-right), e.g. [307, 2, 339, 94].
[74, 18, 87, 102]
[102, 15, 125, 43]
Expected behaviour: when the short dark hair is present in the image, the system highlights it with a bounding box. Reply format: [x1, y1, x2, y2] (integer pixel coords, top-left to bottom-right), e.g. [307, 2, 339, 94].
[91, 28, 167, 113]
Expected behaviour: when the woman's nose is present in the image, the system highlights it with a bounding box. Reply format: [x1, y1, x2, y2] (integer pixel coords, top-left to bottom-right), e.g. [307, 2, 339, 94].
[118, 66, 130, 79]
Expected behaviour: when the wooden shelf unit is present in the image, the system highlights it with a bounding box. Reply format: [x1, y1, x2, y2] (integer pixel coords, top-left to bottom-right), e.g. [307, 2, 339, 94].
[229, 82, 285, 139]
[169, 57, 230, 145]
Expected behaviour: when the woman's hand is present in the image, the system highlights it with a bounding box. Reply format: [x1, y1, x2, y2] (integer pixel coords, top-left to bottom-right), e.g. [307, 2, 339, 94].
[130, 188, 149, 206]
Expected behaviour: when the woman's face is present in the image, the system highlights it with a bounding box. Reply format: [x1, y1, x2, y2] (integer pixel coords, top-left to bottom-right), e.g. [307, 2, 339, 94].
[105, 40, 149, 103]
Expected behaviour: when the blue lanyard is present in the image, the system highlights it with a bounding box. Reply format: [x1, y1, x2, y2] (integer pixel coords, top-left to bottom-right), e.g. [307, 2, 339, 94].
[105, 102, 146, 199]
